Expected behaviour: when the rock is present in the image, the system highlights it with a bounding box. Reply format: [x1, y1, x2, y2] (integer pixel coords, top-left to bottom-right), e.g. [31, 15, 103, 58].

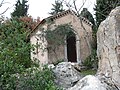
[67, 75, 106, 90]
[97, 6, 120, 89]
[48, 64, 55, 69]
[53, 62, 83, 89]
[97, 75, 119, 90]
[71, 62, 84, 71]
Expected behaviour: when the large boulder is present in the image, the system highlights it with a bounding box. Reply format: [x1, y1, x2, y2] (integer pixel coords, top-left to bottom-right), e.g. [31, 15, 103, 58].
[97, 6, 120, 89]
[53, 62, 83, 89]
[67, 75, 118, 90]
[67, 75, 106, 90]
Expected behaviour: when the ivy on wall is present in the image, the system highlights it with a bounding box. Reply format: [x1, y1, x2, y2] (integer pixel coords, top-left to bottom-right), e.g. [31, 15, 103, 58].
[45, 24, 75, 60]
[45, 24, 75, 46]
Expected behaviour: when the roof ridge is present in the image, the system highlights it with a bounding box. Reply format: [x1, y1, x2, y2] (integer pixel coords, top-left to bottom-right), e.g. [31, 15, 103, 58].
[31, 9, 92, 34]
[50, 9, 92, 26]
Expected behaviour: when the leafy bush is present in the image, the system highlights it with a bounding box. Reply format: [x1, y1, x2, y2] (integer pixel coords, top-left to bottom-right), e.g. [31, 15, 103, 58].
[83, 55, 93, 69]
[0, 18, 60, 90]
[83, 49, 98, 69]
[17, 66, 59, 90]
[0, 60, 24, 90]
[0, 64, 60, 90]
[81, 69, 96, 76]
[0, 18, 33, 68]
[0, 18, 28, 89]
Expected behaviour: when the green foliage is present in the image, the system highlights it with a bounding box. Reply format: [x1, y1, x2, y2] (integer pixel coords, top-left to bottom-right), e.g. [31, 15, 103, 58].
[95, 0, 120, 27]
[83, 55, 93, 69]
[0, 65, 60, 90]
[17, 66, 60, 90]
[80, 8, 95, 25]
[81, 69, 96, 76]
[80, 8, 97, 34]
[0, 18, 59, 90]
[83, 49, 98, 69]
[80, 8, 98, 67]
[11, 0, 29, 17]
[44, 24, 75, 60]
[0, 60, 24, 90]
[0, 18, 32, 68]
[45, 24, 74, 46]
[0, 18, 31, 89]
[80, 8, 97, 50]
[49, 0, 64, 15]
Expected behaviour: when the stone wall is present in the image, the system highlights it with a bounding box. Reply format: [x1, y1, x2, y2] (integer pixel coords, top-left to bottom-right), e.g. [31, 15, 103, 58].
[97, 6, 120, 88]
[54, 13, 93, 62]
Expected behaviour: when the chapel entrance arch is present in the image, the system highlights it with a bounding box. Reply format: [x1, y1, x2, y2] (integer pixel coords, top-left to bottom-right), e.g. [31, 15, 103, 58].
[66, 32, 77, 62]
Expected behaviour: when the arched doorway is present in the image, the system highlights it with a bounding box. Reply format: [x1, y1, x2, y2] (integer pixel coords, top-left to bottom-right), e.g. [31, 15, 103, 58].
[67, 34, 77, 62]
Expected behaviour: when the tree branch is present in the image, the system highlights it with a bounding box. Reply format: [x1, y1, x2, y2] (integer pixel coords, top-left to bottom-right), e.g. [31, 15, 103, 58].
[73, 0, 79, 15]
[0, 0, 11, 15]
[0, 0, 4, 7]
[0, 7, 9, 15]
[78, 0, 87, 13]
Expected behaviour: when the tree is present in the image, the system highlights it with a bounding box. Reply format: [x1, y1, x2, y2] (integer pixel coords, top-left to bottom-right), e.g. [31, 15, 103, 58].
[80, 8, 97, 49]
[0, 18, 33, 68]
[11, 0, 29, 17]
[80, 8, 95, 25]
[95, 0, 120, 27]
[19, 16, 40, 31]
[0, 0, 11, 23]
[0, 18, 59, 90]
[0, 0, 9, 15]
[61, 0, 87, 16]
[49, 0, 64, 15]
[0, 18, 31, 89]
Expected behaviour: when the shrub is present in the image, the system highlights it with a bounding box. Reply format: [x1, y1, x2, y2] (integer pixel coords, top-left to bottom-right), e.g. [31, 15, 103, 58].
[83, 49, 98, 69]
[0, 60, 24, 90]
[16, 66, 59, 90]
[0, 18, 60, 90]
[83, 55, 93, 69]
[0, 64, 60, 90]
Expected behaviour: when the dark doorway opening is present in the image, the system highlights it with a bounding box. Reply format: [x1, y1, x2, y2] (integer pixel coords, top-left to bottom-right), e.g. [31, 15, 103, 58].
[67, 35, 77, 62]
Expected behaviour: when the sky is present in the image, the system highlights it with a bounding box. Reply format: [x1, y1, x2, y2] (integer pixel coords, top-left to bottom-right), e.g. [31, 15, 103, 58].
[1, 0, 96, 20]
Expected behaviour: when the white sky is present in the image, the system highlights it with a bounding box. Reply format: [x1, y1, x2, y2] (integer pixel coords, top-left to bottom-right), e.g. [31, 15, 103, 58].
[1, 0, 96, 20]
